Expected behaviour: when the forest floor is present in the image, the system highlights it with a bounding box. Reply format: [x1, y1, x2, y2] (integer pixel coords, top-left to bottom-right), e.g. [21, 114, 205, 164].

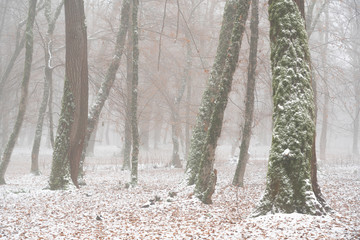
[0, 146, 359, 239]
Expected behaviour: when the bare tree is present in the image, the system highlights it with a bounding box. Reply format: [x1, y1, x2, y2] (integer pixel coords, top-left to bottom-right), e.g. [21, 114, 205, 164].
[49, 0, 88, 189]
[130, 0, 140, 186]
[31, 0, 64, 175]
[0, 0, 38, 184]
[232, 0, 259, 187]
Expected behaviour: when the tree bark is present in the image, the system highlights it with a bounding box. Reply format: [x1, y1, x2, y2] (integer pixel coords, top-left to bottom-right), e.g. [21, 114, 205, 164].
[49, 0, 88, 189]
[130, 0, 140, 186]
[232, 0, 259, 187]
[31, 0, 64, 175]
[0, 0, 37, 184]
[195, 0, 251, 204]
[253, 0, 326, 216]
[185, 0, 241, 185]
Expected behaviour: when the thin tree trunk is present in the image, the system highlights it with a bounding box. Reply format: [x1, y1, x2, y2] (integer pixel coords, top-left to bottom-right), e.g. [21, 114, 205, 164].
[0, 0, 37, 184]
[319, 4, 329, 161]
[195, 0, 251, 204]
[78, 0, 130, 180]
[31, 0, 64, 175]
[232, 0, 259, 187]
[185, 39, 193, 161]
[130, 0, 140, 186]
[170, 42, 188, 168]
[123, 23, 133, 171]
[185, 0, 241, 185]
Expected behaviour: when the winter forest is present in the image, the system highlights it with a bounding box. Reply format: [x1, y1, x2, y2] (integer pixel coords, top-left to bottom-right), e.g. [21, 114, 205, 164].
[0, 0, 359, 239]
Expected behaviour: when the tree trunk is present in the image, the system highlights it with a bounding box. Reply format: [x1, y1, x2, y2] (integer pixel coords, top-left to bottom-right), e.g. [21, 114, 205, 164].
[253, 0, 326, 216]
[319, 4, 329, 162]
[0, 0, 37, 185]
[123, 17, 133, 171]
[49, 0, 88, 189]
[232, 0, 259, 187]
[170, 39, 188, 168]
[78, 0, 130, 180]
[185, 0, 241, 185]
[184, 38, 193, 162]
[31, 0, 64, 175]
[195, 0, 251, 204]
[130, 0, 140, 186]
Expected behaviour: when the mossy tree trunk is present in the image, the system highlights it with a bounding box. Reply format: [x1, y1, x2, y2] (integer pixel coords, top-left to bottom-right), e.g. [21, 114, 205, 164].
[78, 0, 130, 179]
[130, 0, 140, 186]
[31, 0, 64, 175]
[232, 0, 259, 187]
[0, 0, 37, 185]
[49, 0, 88, 190]
[185, 0, 242, 186]
[252, 0, 327, 216]
[195, 0, 251, 204]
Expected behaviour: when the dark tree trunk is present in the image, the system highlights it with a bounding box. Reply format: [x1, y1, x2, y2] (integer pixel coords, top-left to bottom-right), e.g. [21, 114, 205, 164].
[195, 0, 251, 204]
[0, 0, 37, 184]
[185, 0, 241, 185]
[232, 0, 259, 187]
[49, 0, 88, 189]
[253, 0, 326, 216]
[31, 0, 64, 175]
[130, 0, 140, 186]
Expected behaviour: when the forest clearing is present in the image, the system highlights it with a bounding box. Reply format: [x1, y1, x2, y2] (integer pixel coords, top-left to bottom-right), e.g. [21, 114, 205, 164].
[0, 146, 359, 239]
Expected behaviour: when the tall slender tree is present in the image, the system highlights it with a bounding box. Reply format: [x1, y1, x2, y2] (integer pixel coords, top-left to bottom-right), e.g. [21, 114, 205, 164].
[185, 0, 244, 186]
[232, 0, 259, 187]
[130, 0, 140, 186]
[31, 0, 64, 175]
[49, 0, 88, 189]
[78, 0, 130, 179]
[253, 0, 327, 216]
[194, 0, 251, 204]
[0, 0, 38, 184]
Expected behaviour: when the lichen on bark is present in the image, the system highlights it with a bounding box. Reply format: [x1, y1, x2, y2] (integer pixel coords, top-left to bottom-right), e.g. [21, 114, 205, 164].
[49, 79, 74, 190]
[252, 0, 326, 216]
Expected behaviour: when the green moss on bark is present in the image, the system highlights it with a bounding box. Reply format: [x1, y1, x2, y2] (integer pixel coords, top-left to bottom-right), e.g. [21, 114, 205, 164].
[252, 0, 326, 216]
[49, 79, 74, 190]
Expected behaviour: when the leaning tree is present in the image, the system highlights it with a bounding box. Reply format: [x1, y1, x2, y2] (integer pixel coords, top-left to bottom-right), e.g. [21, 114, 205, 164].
[252, 0, 327, 216]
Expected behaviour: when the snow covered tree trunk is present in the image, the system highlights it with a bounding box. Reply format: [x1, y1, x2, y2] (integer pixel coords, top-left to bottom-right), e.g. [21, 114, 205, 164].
[49, 0, 88, 189]
[130, 0, 140, 186]
[0, 0, 37, 185]
[185, 0, 241, 185]
[232, 0, 259, 187]
[78, 0, 130, 178]
[252, 0, 327, 216]
[195, 0, 250, 204]
[31, 0, 64, 175]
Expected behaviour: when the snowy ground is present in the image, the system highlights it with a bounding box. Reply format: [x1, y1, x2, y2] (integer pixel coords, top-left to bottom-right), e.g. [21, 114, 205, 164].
[0, 146, 359, 239]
